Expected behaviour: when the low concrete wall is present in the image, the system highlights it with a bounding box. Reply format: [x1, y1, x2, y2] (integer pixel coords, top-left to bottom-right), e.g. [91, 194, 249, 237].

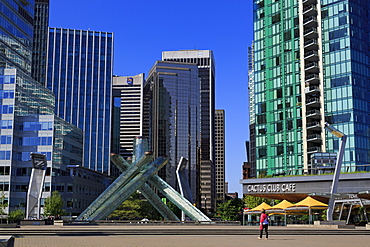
[287, 224, 355, 229]
[20, 220, 45, 226]
[287, 221, 355, 229]
[0, 224, 17, 228]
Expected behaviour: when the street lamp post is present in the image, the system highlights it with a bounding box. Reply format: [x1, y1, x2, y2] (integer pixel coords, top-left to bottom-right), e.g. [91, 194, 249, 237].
[324, 122, 347, 221]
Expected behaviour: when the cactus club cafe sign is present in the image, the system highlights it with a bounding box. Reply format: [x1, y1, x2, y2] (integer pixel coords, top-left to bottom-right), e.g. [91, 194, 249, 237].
[247, 183, 297, 193]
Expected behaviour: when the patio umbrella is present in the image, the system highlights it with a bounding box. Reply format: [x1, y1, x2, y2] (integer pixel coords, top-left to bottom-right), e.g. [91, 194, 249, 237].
[269, 199, 294, 212]
[243, 202, 272, 226]
[244, 202, 272, 214]
[268, 200, 295, 226]
[285, 196, 328, 224]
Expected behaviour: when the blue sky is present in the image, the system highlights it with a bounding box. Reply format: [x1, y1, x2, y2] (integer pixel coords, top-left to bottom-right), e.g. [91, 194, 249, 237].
[49, 0, 254, 196]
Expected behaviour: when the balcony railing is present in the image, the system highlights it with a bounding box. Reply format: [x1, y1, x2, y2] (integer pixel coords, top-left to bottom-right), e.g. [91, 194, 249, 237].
[304, 27, 317, 35]
[305, 74, 319, 81]
[307, 146, 321, 153]
[307, 134, 322, 141]
[303, 16, 317, 26]
[302, 0, 317, 5]
[304, 39, 319, 49]
[306, 97, 320, 104]
[303, 5, 317, 15]
[305, 62, 319, 71]
[306, 109, 321, 116]
[304, 50, 318, 59]
[306, 121, 320, 128]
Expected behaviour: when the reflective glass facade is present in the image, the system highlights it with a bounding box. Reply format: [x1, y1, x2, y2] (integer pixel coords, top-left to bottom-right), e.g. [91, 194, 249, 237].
[0, 1, 84, 213]
[146, 61, 200, 201]
[46, 28, 114, 174]
[32, 0, 49, 84]
[162, 50, 216, 211]
[0, 0, 34, 75]
[251, 0, 370, 177]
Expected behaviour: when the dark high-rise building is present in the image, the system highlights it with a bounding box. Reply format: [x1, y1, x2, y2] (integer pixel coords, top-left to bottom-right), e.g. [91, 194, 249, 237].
[215, 109, 225, 202]
[145, 61, 200, 202]
[32, 0, 49, 84]
[46, 28, 114, 174]
[162, 50, 216, 211]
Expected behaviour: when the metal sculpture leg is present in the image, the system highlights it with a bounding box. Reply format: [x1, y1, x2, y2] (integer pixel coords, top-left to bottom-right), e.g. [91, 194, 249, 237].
[111, 154, 179, 221]
[87, 157, 168, 220]
[76, 153, 153, 220]
[26, 153, 47, 219]
[149, 175, 210, 222]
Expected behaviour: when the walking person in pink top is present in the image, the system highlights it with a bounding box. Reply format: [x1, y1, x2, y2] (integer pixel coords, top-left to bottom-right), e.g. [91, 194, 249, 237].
[258, 209, 270, 240]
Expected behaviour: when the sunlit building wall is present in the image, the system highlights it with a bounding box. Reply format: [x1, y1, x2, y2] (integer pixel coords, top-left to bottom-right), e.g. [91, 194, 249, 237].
[46, 28, 114, 174]
[251, 0, 370, 177]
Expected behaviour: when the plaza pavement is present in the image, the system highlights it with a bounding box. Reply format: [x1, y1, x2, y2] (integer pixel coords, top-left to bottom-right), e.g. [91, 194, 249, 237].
[13, 234, 370, 247]
[3, 225, 369, 247]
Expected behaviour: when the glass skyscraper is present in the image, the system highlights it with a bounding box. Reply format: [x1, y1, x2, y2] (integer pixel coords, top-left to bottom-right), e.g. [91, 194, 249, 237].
[46, 28, 114, 174]
[250, 0, 370, 177]
[0, 1, 85, 212]
[162, 50, 216, 211]
[146, 61, 200, 202]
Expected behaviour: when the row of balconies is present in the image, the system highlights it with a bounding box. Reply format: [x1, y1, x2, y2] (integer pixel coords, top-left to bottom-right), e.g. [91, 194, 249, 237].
[302, 0, 322, 155]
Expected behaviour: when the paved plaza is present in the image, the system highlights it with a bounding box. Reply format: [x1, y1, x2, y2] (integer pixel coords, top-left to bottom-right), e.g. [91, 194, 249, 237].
[12, 234, 370, 247]
[1, 224, 369, 247]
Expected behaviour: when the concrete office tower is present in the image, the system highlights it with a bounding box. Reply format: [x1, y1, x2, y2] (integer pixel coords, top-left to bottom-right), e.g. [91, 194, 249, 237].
[32, 0, 49, 84]
[251, 0, 370, 177]
[112, 74, 145, 158]
[46, 28, 114, 175]
[215, 109, 225, 202]
[146, 61, 200, 202]
[162, 50, 216, 212]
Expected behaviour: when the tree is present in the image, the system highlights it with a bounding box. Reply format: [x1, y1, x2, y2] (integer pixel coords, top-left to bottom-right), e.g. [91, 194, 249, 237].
[108, 192, 162, 220]
[8, 209, 25, 223]
[0, 190, 7, 215]
[109, 194, 142, 219]
[216, 198, 243, 221]
[43, 191, 65, 217]
[243, 195, 275, 209]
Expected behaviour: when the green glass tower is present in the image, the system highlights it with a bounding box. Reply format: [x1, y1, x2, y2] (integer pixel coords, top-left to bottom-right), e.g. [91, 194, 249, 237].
[250, 0, 370, 177]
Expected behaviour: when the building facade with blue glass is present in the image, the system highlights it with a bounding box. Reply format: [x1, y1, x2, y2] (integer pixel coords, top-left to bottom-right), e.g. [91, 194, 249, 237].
[249, 0, 370, 178]
[162, 50, 216, 212]
[0, 0, 86, 214]
[146, 61, 200, 202]
[46, 28, 114, 175]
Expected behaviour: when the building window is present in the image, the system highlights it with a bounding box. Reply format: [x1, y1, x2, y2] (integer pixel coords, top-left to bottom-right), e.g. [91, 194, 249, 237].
[272, 13, 281, 24]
